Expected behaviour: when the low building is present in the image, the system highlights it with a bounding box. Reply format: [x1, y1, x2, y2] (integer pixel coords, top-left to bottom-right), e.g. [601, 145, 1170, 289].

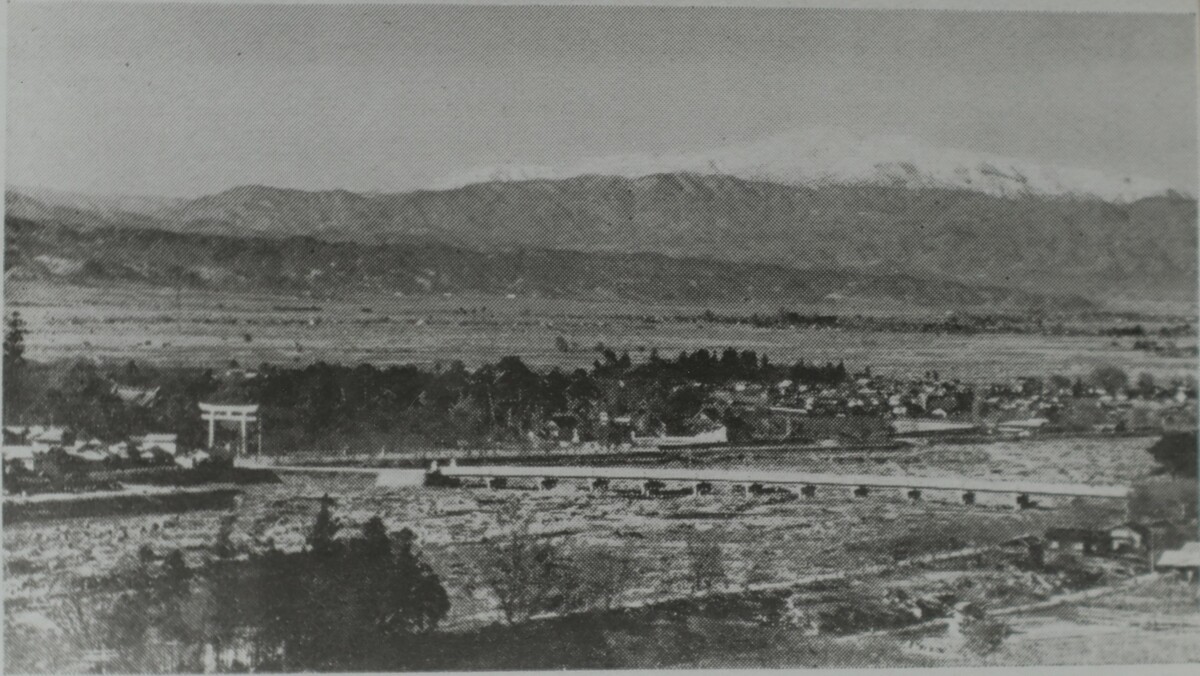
[66, 441, 109, 463]
[997, 418, 1050, 436]
[3, 427, 29, 445]
[112, 384, 160, 407]
[175, 449, 211, 469]
[2, 445, 37, 470]
[134, 433, 179, 456]
[1000, 534, 1042, 551]
[643, 426, 729, 448]
[1156, 542, 1200, 581]
[29, 427, 68, 453]
[891, 419, 978, 437]
[1107, 522, 1148, 554]
[1045, 527, 1109, 555]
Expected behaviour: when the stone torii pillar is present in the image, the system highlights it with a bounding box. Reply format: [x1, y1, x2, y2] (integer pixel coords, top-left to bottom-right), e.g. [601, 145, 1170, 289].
[199, 403, 260, 456]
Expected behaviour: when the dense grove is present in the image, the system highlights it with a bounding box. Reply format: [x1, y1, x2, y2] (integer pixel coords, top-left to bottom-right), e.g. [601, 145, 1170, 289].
[4, 344, 848, 453]
[11, 504, 452, 673]
[687, 309, 1196, 339]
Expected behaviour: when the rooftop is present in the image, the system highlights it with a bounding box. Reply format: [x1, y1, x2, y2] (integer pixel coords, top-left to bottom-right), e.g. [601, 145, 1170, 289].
[1158, 542, 1200, 568]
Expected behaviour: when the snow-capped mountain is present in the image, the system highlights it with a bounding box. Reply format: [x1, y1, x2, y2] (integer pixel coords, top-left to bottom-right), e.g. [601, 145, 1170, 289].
[437, 128, 1182, 203]
[7, 127, 1196, 305]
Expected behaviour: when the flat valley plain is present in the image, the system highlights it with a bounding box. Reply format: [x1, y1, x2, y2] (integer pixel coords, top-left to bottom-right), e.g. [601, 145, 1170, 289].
[5, 281, 1198, 669]
[8, 281, 1197, 383]
[3, 436, 1173, 670]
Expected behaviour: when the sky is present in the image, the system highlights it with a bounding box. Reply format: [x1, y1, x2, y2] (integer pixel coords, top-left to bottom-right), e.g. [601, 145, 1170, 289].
[7, 2, 1198, 197]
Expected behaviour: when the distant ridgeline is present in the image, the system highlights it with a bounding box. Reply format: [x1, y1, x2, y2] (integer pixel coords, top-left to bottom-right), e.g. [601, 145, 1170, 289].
[7, 176, 1197, 305]
[5, 216, 1092, 310]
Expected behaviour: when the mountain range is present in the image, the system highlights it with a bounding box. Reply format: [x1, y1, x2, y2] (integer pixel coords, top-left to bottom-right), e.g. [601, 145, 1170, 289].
[8, 169, 1195, 307]
[7, 216, 1095, 310]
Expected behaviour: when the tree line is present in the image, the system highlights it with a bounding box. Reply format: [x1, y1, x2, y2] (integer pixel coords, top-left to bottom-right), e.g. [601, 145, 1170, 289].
[4, 324, 850, 453]
[27, 500, 449, 673]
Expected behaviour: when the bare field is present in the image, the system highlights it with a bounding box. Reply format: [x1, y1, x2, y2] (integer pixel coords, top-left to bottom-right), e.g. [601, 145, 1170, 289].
[661, 436, 1159, 487]
[2, 473, 1125, 629]
[7, 282, 1196, 382]
[963, 575, 1200, 666]
[4, 438, 1145, 630]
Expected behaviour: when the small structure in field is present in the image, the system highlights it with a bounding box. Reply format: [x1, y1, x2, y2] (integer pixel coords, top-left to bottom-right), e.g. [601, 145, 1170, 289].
[1105, 520, 1180, 557]
[890, 419, 978, 437]
[27, 427, 69, 453]
[2, 445, 37, 470]
[1156, 542, 1200, 581]
[112, 384, 160, 407]
[1107, 522, 1149, 554]
[996, 417, 1049, 437]
[133, 433, 179, 456]
[1044, 527, 1108, 555]
[650, 426, 728, 448]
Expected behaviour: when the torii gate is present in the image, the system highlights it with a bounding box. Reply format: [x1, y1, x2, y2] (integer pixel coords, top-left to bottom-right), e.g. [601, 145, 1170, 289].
[199, 403, 261, 456]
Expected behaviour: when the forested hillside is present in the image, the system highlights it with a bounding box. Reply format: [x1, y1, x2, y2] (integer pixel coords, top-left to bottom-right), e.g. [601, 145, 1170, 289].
[9, 176, 1194, 303]
[4, 217, 1091, 309]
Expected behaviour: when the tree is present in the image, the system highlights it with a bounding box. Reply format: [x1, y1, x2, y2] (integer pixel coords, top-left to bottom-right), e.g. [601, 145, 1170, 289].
[1129, 477, 1198, 523]
[1087, 364, 1128, 394]
[569, 545, 638, 611]
[4, 312, 26, 370]
[554, 336, 571, 353]
[308, 494, 341, 556]
[1136, 372, 1157, 395]
[685, 534, 726, 593]
[1048, 374, 1073, 391]
[381, 527, 450, 635]
[348, 519, 450, 658]
[155, 550, 197, 649]
[1146, 432, 1198, 478]
[360, 515, 391, 558]
[3, 312, 27, 419]
[962, 613, 1013, 657]
[478, 509, 576, 624]
[240, 509, 452, 671]
[213, 514, 239, 560]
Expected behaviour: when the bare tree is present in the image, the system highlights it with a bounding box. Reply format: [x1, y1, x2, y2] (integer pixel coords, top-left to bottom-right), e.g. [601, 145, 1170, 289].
[685, 533, 727, 594]
[477, 503, 576, 624]
[568, 543, 639, 612]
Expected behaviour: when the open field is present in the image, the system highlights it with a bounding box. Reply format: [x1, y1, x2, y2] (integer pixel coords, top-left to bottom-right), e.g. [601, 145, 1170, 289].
[4, 438, 1147, 625]
[669, 572, 1200, 669]
[980, 574, 1200, 666]
[3, 472, 1125, 626]
[8, 282, 1197, 382]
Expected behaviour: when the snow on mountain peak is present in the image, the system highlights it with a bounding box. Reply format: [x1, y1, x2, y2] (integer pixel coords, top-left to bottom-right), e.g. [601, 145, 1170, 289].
[436, 128, 1179, 202]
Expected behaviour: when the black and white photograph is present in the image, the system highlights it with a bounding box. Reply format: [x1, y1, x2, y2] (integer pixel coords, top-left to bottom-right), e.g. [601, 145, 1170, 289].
[3, 0, 1199, 672]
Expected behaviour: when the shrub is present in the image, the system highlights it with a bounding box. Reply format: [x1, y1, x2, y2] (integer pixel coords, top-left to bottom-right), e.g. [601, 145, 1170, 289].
[1145, 432, 1198, 478]
[1087, 365, 1128, 394]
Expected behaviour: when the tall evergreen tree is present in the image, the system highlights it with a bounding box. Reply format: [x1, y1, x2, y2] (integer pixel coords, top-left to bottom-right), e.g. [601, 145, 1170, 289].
[3, 311, 27, 420]
[308, 494, 341, 556]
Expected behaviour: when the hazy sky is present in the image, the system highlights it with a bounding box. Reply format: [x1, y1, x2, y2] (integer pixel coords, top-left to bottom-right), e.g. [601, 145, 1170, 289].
[7, 3, 1198, 197]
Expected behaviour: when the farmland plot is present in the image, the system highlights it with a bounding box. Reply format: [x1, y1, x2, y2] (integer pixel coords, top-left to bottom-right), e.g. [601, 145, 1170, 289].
[8, 283, 1196, 382]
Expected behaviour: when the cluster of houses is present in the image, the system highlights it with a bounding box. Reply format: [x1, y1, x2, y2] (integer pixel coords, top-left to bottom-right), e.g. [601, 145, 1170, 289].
[1003, 521, 1200, 582]
[1, 425, 209, 473]
[531, 370, 1197, 448]
[708, 372, 1197, 440]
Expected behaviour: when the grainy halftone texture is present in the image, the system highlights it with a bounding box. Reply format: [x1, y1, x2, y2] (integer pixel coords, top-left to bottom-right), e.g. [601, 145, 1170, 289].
[3, 2, 1198, 673]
